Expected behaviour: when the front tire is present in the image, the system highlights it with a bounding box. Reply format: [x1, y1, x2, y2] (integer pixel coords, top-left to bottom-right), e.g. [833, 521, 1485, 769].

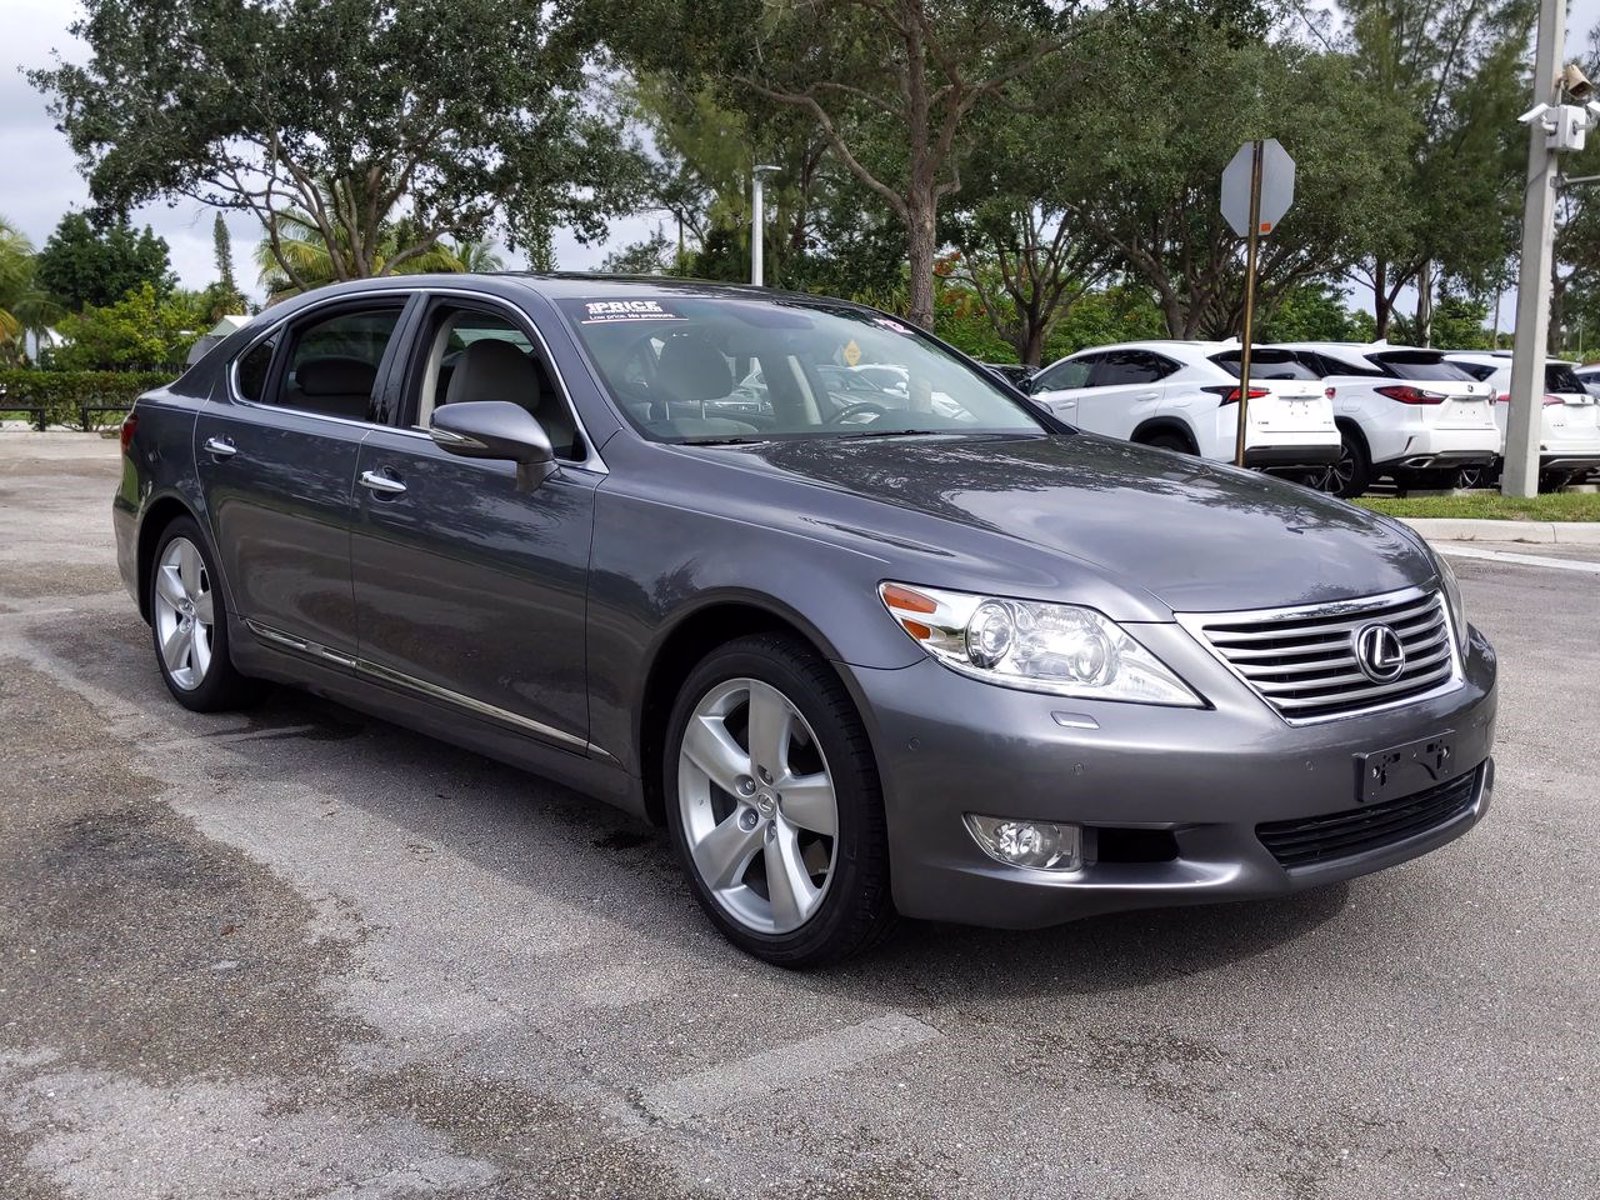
[664, 633, 895, 967]
[149, 517, 262, 712]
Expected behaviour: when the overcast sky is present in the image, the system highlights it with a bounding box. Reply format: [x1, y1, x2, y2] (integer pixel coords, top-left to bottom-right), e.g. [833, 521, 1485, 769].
[3, 0, 1598, 311]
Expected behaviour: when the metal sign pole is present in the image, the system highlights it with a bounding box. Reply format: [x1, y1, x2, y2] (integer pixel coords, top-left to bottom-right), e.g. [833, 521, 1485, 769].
[1234, 140, 1264, 468]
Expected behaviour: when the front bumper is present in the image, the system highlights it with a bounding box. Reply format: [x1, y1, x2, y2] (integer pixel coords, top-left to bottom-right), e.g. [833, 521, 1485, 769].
[842, 622, 1497, 928]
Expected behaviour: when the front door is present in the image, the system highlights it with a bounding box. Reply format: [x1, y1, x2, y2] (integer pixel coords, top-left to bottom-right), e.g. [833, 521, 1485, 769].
[350, 298, 599, 752]
[195, 299, 409, 657]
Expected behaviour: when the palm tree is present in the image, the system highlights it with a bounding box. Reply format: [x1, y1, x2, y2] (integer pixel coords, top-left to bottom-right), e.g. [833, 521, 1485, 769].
[443, 239, 506, 273]
[0, 217, 61, 366]
[254, 209, 463, 302]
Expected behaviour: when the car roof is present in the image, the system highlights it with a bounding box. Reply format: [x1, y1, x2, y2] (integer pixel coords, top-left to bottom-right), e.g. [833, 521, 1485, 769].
[1067, 339, 1239, 357]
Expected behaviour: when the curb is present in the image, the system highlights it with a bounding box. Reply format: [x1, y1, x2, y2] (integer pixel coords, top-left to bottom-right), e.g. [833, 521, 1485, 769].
[1397, 517, 1600, 545]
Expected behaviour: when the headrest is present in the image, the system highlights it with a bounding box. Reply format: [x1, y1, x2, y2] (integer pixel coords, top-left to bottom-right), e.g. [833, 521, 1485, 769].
[655, 334, 733, 403]
[445, 339, 538, 407]
[296, 356, 377, 396]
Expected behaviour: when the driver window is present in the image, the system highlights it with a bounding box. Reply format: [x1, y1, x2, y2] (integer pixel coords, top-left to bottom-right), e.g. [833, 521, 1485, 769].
[412, 306, 583, 461]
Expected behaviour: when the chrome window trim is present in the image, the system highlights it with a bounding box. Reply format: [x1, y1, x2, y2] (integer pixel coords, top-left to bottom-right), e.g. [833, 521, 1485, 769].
[224, 284, 608, 474]
[1175, 583, 1465, 726]
[244, 618, 616, 763]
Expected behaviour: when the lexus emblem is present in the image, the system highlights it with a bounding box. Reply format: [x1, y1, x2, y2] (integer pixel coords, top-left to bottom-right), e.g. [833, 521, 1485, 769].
[1353, 623, 1406, 683]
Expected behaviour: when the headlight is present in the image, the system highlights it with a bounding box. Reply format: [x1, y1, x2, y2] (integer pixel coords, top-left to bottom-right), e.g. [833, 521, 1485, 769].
[1436, 553, 1468, 648]
[879, 582, 1203, 706]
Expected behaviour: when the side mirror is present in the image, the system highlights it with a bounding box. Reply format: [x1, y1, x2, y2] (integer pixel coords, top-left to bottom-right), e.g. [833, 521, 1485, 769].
[430, 400, 556, 490]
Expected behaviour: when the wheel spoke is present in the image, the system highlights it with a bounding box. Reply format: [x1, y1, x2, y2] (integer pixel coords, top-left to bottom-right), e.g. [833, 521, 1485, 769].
[191, 590, 215, 625]
[176, 540, 204, 598]
[691, 812, 764, 890]
[744, 681, 792, 779]
[764, 820, 821, 929]
[160, 622, 191, 674]
[190, 623, 212, 678]
[778, 771, 836, 837]
[683, 714, 750, 795]
[155, 565, 187, 610]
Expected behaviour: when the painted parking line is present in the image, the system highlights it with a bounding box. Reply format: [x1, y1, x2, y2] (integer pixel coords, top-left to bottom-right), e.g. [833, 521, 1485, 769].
[636, 1012, 940, 1123]
[1435, 543, 1600, 575]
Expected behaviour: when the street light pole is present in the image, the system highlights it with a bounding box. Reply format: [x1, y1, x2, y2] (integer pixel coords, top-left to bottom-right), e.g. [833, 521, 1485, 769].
[1504, 0, 1565, 497]
[751, 164, 779, 286]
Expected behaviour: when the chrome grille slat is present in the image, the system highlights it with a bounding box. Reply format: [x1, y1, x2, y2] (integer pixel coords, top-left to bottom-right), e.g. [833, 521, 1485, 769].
[1185, 587, 1462, 723]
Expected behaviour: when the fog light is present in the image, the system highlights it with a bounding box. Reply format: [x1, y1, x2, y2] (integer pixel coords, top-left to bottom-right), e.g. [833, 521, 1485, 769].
[964, 814, 1082, 871]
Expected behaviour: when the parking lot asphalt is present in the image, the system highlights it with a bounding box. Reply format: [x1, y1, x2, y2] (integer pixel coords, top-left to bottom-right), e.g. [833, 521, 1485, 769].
[1, 432, 1595, 1200]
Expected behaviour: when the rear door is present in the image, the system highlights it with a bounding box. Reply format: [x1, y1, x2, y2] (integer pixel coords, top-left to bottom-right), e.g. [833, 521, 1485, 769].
[1075, 350, 1177, 437]
[1367, 351, 1498, 431]
[195, 297, 412, 658]
[1209, 349, 1332, 445]
[349, 293, 600, 753]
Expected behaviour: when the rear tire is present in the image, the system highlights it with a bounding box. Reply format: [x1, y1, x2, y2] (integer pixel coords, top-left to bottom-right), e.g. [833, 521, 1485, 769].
[148, 517, 263, 712]
[663, 633, 896, 967]
[1314, 427, 1371, 499]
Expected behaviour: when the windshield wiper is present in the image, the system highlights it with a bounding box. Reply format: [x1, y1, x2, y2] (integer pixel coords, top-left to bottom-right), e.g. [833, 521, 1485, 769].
[833, 428, 952, 439]
[672, 435, 773, 446]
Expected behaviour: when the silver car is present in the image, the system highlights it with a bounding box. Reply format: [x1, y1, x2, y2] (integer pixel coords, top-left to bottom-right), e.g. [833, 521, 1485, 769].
[112, 276, 1498, 966]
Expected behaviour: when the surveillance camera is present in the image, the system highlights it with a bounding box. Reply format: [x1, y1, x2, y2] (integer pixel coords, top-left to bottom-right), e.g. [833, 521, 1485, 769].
[1519, 102, 1553, 125]
[1563, 63, 1596, 101]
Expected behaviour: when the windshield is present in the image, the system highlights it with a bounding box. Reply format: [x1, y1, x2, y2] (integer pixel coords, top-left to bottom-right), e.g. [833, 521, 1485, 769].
[556, 295, 1045, 442]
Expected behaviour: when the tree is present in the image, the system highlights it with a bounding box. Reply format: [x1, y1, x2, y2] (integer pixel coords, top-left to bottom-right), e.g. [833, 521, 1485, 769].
[445, 240, 507, 274]
[252, 202, 464, 302]
[33, 212, 174, 312]
[205, 212, 246, 320]
[50, 284, 202, 371]
[1340, 0, 1533, 340]
[599, 0, 1074, 329]
[1050, 5, 1412, 338]
[32, 0, 642, 292]
[0, 218, 63, 366]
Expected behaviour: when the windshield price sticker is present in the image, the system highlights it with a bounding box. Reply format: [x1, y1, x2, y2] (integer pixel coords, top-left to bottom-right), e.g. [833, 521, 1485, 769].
[872, 317, 909, 335]
[581, 299, 686, 324]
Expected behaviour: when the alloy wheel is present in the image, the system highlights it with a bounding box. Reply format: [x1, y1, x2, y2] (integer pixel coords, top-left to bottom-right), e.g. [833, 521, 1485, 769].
[152, 536, 215, 690]
[677, 677, 838, 934]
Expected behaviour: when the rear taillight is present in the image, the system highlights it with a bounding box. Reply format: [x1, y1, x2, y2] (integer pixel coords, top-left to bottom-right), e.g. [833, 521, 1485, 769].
[1375, 385, 1447, 405]
[1201, 385, 1270, 405]
[119, 409, 138, 453]
[1324, 386, 1336, 400]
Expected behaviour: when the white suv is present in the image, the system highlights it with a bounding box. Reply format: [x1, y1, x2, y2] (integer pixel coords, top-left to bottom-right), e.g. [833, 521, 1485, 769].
[1443, 352, 1600, 488]
[1268, 343, 1500, 497]
[1026, 341, 1339, 472]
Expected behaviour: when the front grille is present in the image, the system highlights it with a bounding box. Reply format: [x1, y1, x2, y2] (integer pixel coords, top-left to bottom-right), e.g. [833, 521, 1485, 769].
[1191, 588, 1458, 722]
[1257, 768, 1480, 869]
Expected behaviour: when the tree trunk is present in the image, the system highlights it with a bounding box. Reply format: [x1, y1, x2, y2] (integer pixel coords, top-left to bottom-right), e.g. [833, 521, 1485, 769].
[1372, 260, 1390, 339]
[906, 195, 937, 330]
[1415, 258, 1434, 347]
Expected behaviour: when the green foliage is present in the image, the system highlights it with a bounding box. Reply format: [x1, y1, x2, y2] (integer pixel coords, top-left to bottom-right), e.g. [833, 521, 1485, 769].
[1256, 283, 1372, 343]
[1, 217, 63, 365]
[32, 0, 644, 287]
[932, 281, 1015, 362]
[1044, 286, 1168, 359]
[34, 213, 174, 312]
[1387, 294, 1494, 349]
[0, 368, 173, 428]
[49, 284, 202, 371]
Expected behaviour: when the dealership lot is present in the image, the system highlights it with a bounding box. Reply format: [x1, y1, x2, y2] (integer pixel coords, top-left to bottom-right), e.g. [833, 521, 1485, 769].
[1, 434, 1596, 1199]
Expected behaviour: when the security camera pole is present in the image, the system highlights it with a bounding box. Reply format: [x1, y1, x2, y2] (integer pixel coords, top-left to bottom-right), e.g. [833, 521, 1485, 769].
[750, 164, 780, 286]
[1221, 139, 1295, 467]
[1504, 0, 1564, 497]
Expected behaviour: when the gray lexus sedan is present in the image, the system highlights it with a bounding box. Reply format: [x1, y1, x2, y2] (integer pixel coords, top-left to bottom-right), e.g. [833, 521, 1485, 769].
[114, 275, 1496, 966]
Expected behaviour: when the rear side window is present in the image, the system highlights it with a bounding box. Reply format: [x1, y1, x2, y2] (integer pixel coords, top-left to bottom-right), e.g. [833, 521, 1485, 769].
[235, 337, 276, 402]
[1034, 356, 1094, 391]
[272, 307, 403, 421]
[1210, 350, 1319, 380]
[1368, 351, 1477, 382]
[1090, 350, 1176, 386]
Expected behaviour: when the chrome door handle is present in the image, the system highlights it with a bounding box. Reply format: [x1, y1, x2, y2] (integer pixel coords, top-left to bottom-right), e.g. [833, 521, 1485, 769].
[203, 436, 237, 458]
[358, 470, 407, 496]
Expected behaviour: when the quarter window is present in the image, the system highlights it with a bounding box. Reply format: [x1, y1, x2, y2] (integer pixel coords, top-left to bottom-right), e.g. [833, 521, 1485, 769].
[272, 307, 402, 421]
[235, 338, 276, 403]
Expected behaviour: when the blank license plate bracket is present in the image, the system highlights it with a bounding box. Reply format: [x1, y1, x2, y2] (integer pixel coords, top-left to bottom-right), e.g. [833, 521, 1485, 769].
[1356, 731, 1458, 804]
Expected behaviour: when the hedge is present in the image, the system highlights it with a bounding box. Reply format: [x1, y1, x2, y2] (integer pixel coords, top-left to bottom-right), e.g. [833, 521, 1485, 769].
[0, 369, 179, 430]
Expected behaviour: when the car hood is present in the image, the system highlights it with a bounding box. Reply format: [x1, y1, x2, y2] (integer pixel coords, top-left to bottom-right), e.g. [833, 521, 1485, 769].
[708, 433, 1435, 614]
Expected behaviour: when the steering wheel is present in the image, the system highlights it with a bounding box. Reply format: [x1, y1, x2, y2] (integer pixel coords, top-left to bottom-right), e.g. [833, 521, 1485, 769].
[828, 401, 893, 427]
